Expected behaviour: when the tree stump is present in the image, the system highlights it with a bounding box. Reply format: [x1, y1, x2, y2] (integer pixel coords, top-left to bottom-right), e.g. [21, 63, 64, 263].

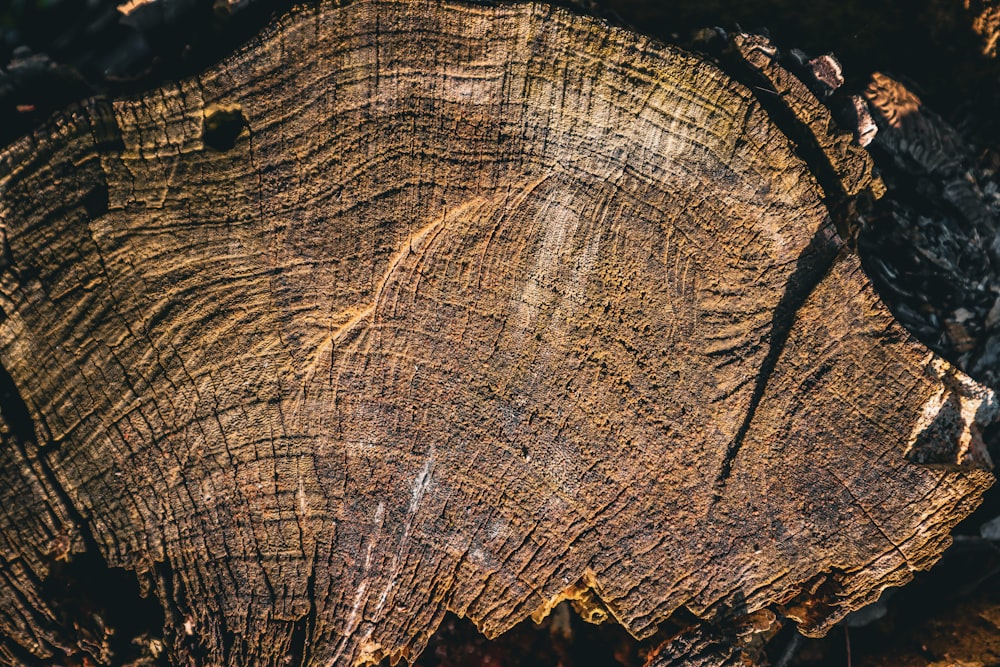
[0, 1, 994, 665]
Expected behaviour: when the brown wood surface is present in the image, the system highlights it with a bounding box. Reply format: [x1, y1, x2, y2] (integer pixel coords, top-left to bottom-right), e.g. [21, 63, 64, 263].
[0, 1, 994, 665]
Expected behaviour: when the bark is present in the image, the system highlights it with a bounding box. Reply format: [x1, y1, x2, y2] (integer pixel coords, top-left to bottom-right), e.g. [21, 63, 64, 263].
[0, 1, 994, 665]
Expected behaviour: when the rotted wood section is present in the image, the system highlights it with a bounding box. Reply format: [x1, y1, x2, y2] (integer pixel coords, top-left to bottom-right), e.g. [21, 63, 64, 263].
[0, 1, 993, 665]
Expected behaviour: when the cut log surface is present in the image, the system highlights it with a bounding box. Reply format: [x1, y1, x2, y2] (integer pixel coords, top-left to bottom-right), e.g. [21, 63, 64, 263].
[0, 1, 995, 665]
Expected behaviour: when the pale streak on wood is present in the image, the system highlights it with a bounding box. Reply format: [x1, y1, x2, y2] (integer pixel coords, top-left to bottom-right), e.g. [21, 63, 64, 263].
[330, 501, 386, 667]
[0, 1, 993, 665]
[289, 210, 452, 421]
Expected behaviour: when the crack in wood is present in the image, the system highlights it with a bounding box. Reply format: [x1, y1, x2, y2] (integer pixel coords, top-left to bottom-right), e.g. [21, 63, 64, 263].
[0, 2, 993, 665]
[712, 226, 840, 499]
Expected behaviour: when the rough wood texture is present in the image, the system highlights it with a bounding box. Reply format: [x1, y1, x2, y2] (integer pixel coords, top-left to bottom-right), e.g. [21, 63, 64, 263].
[0, 1, 994, 665]
[0, 387, 86, 664]
[731, 34, 882, 201]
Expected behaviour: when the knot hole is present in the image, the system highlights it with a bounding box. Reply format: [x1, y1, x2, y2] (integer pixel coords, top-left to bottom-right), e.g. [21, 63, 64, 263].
[203, 104, 248, 151]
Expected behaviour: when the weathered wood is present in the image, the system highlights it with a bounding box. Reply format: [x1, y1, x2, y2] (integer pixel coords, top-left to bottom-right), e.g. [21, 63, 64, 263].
[0, 1, 994, 665]
[730, 34, 882, 201]
[0, 386, 84, 664]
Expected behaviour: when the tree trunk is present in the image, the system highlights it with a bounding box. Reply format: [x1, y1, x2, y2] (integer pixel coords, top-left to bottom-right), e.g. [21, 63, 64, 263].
[0, 1, 994, 665]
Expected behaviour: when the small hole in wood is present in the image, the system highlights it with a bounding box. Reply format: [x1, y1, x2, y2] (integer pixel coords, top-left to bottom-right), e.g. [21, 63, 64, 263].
[203, 104, 248, 151]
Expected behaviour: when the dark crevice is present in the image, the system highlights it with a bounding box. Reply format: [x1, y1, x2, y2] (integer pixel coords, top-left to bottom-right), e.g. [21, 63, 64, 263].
[690, 36, 871, 497]
[81, 183, 110, 219]
[375, 604, 775, 667]
[376, 606, 678, 667]
[40, 550, 168, 666]
[290, 555, 317, 667]
[202, 105, 248, 151]
[0, 361, 166, 665]
[711, 225, 840, 498]
[0, 353, 39, 448]
[717, 39, 856, 222]
[1, 358, 70, 510]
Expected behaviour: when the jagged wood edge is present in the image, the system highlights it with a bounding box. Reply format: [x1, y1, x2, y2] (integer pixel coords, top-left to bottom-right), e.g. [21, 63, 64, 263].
[0, 1, 992, 667]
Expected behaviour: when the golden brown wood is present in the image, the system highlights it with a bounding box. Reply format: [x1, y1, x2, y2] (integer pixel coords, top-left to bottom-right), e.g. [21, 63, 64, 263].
[730, 34, 885, 201]
[0, 1, 994, 665]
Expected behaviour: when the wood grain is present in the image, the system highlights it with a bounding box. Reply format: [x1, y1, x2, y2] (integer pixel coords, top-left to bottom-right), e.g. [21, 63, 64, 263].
[0, 1, 992, 665]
